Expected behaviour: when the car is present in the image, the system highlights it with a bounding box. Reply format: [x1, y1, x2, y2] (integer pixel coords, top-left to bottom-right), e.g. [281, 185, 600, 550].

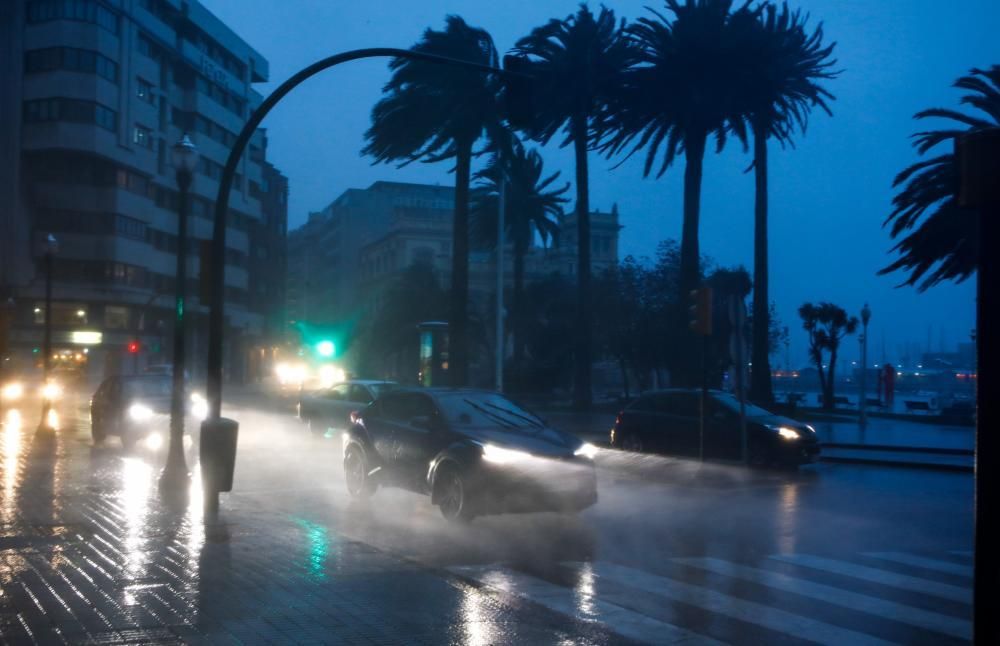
[342, 388, 599, 521]
[297, 380, 397, 433]
[90, 374, 208, 449]
[609, 389, 820, 467]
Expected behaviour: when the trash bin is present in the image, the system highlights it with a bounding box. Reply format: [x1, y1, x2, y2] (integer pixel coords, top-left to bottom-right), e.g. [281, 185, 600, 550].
[200, 417, 239, 492]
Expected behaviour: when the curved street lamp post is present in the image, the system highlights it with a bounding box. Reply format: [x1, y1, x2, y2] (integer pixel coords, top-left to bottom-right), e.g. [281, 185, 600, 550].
[160, 135, 198, 492]
[201, 48, 519, 510]
[859, 303, 871, 426]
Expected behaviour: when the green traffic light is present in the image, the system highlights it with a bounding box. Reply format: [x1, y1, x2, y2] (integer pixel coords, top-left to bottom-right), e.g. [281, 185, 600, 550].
[316, 340, 335, 358]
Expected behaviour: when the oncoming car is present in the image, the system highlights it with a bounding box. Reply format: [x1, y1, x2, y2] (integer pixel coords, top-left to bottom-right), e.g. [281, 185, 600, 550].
[90, 375, 207, 449]
[343, 388, 599, 521]
[610, 389, 820, 467]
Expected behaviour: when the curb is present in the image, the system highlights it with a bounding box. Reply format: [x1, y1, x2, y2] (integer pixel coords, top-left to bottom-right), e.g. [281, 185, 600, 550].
[819, 454, 973, 473]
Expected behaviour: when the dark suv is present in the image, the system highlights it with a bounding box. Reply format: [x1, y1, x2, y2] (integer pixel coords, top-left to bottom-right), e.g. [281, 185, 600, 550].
[610, 389, 820, 466]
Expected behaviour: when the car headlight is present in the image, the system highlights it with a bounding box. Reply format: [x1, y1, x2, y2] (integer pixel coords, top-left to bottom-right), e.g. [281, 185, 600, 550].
[190, 393, 208, 420]
[40, 382, 62, 401]
[481, 443, 532, 465]
[129, 403, 154, 422]
[804, 424, 816, 434]
[776, 426, 800, 440]
[2, 382, 23, 401]
[574, 442, 599, 460]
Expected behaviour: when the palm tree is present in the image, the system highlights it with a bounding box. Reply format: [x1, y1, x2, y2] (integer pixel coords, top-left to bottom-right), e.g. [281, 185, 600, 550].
[513, 4, 636, 409]
[799, 302, 857, 410]
[470, 140, 568, 384]
[880, 66, 999, 290]
[599, 0, 754, 385]
[731, 3, 837, 404]
[362, 16, 500, 386]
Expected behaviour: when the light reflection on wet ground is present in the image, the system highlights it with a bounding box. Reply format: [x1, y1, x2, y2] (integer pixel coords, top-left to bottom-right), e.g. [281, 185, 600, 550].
[0, 391, 975, 644]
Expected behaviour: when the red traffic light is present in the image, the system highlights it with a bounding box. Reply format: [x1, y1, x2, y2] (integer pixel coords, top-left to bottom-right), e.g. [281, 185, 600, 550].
[127, 341, 140, 354]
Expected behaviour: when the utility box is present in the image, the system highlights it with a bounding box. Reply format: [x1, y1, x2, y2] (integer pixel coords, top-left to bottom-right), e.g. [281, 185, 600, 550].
[200, 417, 239, 492]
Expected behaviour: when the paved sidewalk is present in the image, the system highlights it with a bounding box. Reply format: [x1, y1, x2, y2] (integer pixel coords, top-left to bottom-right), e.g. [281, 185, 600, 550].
[0, 400, 631, 645]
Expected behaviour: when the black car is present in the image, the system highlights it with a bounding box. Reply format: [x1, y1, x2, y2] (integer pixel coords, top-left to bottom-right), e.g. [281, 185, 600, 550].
[610, 389, 820, 466]
[90, 375, 208, 449]
[343, 388, 599, 521]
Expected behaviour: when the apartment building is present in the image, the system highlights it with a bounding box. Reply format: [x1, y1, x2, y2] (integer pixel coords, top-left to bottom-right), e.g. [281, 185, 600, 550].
[0, 0, 287, 384]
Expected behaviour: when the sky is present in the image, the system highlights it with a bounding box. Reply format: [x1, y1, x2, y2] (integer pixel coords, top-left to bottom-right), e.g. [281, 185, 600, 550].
[202, 0, 996, 368]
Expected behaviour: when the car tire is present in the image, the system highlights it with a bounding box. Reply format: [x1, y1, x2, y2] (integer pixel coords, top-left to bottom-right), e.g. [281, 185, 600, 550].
[91, 413, 105, 444]
[120, 430, 136, 451]
[621, 432, 644, 453]
[435, 466, 474, 523]
[344, 444, 376, 498]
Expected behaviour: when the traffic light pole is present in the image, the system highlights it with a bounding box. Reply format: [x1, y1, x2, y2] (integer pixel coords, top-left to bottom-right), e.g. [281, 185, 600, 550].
[700, 334, 707, 462]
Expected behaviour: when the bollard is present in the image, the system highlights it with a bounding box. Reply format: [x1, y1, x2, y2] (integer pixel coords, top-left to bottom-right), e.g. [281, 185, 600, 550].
[200, 417, 238, 514]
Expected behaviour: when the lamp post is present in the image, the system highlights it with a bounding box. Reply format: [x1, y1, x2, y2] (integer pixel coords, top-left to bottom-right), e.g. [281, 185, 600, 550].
[495, 156, 506, 393]
[37, 234, 58, 434]
[160, 134, 197, 492]
[859, 303, 871, 426]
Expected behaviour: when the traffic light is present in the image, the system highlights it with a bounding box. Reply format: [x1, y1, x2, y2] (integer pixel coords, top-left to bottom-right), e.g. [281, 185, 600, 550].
[502, 54, 536, 130]
[688, 287, 713, 336]
[315, 340, 335, 358]
[127, 341, 140, 354]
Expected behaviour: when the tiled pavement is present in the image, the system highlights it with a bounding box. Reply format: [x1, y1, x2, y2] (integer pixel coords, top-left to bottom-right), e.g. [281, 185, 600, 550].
[0, 402, 632, 645]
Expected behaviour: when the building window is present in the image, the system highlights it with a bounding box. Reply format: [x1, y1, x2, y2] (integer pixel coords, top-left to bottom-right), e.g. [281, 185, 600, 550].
[24, 47, 118, 83]
[27, 1, 120, 35]
[136, 77, 155, 104]
[32, 302, 88, 326]
[115, 215, 147, 240]
[133, 124, 153, 149]
[104, 305, 130, 329]
[23, 97, 118, 132]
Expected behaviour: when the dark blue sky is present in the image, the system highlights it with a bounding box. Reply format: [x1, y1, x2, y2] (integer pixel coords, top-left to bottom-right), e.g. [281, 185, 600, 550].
[204, 0, 995, 368]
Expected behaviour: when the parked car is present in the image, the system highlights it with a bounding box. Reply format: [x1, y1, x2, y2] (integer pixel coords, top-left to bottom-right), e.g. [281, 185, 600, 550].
[610, 389, 820, 467]
[90, 375, 207, 449]
[343, 388, 599, 521]
[297, 380, 397, 433]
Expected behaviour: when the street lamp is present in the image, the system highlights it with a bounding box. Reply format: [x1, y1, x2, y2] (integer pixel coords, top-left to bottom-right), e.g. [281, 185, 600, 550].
[37, 234, 58, 434]
[859, 303, 872, 425]
[160, 134, 197, 492]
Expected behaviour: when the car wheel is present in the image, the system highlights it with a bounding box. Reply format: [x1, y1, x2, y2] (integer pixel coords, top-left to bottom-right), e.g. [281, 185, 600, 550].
[120, 432, 136, 451]
[621, 432, 644, 453]
[436, 467, 474, 522]
[344, 444, 375, 498]
[91, 413, 105, 443]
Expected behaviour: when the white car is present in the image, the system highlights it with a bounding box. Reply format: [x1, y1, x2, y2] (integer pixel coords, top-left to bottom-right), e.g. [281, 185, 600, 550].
[298, 380, 396, 434]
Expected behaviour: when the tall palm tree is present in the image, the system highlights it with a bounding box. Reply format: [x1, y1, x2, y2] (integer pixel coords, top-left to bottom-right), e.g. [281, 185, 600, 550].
[513, 4, 636, 409]
[470, 140, 568, 382]
[599, 0, 753, 386]
[880, 66, 999, 290]
[362, 16, 500, 386]
[731, 3, 837, 404]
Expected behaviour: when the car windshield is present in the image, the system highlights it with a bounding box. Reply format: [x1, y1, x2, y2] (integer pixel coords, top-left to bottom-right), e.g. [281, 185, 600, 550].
[436, 393, 544, 430]
[123, 378, 172, 398]
[370, 383, 397, 397]
[713, 393, 775, 419]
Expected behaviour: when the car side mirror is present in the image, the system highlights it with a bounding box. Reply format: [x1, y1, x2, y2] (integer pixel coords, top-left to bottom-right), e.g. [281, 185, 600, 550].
[410, 415, 434, 431]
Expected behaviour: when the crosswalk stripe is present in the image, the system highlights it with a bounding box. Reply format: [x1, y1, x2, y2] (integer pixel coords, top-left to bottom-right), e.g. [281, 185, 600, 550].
[864, 552, 973, 578]
[675, 556, 971, 641]
[949, 550, 973, 558]
[448, 565, 723, 645]
[572, 561, 897, 646]
[771, 554, 971, 604]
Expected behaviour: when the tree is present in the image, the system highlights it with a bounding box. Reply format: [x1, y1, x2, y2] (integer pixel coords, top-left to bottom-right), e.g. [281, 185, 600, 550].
[599, 0, 754, 385]
[513, 4, 637, 409]
[470, 140, 568, 385]
[798, 302, 857, 410]
[880, 66, 999, 290]
[352, 263, 449, 382]
[730, 3, 837, 404]
[362, 16, 500, 386]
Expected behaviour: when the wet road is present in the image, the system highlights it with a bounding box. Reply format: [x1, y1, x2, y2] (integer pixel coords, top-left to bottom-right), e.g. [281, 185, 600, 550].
[0, 392, 974, 644]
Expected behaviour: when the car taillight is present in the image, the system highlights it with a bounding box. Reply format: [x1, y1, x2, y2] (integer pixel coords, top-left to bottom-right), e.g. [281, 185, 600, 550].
[614, 411, 624, 427]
